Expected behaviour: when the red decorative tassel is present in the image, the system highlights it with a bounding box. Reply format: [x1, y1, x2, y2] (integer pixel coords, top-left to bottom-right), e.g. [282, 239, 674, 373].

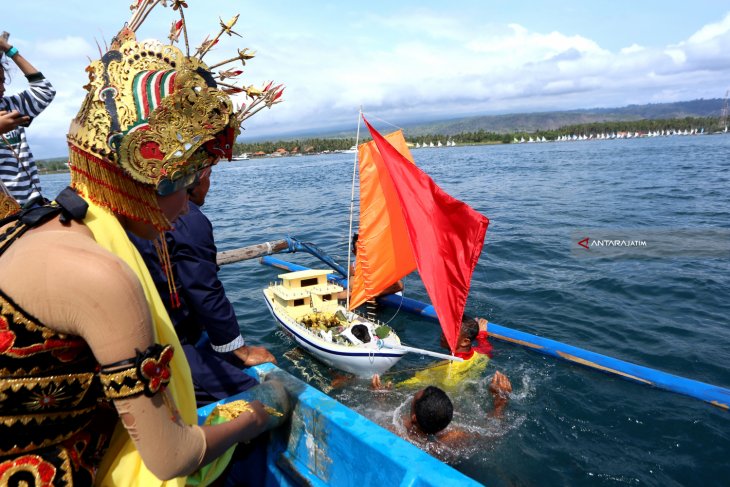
[153, 233, 181, 309]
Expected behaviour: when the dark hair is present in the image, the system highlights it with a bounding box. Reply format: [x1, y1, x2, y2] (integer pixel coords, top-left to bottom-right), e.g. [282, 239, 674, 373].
[0, 58, 9, 83]
[351, 324, 370, 343]
[413, 386, 453, 434]
[351, 232, 359, 255]
[460, 316, 479, 342]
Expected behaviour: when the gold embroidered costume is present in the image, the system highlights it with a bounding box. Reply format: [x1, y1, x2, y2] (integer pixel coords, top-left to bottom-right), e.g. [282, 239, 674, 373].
[0, 289, 107, 485]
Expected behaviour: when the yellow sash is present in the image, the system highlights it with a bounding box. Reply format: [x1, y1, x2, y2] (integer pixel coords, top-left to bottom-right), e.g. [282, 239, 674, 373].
[80, 197, 229, 486]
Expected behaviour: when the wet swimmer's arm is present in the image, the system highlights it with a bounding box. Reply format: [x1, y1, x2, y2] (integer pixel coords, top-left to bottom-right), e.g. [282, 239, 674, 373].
[489, 371, 512, 418]
[371, 374, 393, 390]
[475, 317, 493, 356]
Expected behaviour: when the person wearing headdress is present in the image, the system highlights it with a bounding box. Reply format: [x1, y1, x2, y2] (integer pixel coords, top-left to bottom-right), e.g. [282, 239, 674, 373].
[129, 164, 277, 407]
[0, 32, 55, 207]
[0, 2, 289, 486]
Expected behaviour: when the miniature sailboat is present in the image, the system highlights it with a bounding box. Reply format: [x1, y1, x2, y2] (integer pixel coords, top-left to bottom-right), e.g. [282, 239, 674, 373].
[264, 116, 489, 374]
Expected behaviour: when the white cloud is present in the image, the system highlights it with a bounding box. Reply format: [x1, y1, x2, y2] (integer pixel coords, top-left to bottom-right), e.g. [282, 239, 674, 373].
[8, 5, 730, 157]
[688, 12, 730, 44]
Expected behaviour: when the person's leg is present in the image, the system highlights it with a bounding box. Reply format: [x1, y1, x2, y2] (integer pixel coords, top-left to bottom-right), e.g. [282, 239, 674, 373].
[223, 435, 269, 487]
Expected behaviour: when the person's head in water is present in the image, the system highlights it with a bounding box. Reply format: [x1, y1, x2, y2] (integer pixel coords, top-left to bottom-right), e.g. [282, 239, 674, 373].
[411, 386, 453, 434]
[351, 324, 371, 343]
[351, 232, 359, 256]
[441, 315, 479, 351]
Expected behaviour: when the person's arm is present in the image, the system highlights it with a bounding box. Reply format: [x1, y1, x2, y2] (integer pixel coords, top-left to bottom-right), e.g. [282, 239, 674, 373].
[488, 371, 512, 418]
[0, 110, 30, 134]
[10, 231, 283, 479]
[0, 38, 56, 117]
[1, 37, 40, 77]
[370, 374, 392, 390]
[170, 208, 276, 365]
[474, 317, 493, 356]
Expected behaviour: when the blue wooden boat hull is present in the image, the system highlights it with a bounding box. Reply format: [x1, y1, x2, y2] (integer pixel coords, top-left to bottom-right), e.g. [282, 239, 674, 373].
[197, 363, 483, 486]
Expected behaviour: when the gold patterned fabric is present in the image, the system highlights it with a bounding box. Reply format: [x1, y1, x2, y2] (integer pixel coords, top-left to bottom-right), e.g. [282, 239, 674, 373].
[0, 191, 20, 220]
[0, 288, 178, 485]
[99, 344, 174, 399]
[0, 289, 115, 485]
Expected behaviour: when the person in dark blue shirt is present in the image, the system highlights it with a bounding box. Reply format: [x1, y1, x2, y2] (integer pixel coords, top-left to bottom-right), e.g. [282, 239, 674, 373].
[130, 167, 276, 406]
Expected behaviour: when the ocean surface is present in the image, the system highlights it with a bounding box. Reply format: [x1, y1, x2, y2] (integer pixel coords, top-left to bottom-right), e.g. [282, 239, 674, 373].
[41, 134, 730, 486]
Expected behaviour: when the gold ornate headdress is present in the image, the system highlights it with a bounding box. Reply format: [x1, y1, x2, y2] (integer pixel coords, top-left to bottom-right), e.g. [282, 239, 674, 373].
[67, 0, 284, 230]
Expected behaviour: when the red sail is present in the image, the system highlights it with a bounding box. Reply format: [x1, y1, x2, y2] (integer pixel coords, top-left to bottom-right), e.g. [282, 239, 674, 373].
[363, 118, 489, 353]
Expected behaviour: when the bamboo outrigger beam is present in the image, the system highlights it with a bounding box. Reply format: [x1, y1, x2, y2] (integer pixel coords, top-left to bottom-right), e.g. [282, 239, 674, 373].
[257, 254, 730, 411]
[216, 239, 290, 265]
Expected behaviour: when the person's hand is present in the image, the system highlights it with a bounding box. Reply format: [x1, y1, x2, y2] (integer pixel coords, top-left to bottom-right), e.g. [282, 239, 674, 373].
[371, 374, 392, 390]
[0, 37, 10, 53]
[477, 317, 488, 333]
[489, 371, 512, 418]
[0, 110, 30, 134]
[489, 371, 512, 397]
[234, 345, 277, 366]
[257, 379, 292, 429]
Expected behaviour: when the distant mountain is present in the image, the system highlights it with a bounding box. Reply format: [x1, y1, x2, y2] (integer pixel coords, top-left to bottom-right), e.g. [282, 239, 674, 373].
[246, 98, 725, 142]
[396, 98, 725, 136]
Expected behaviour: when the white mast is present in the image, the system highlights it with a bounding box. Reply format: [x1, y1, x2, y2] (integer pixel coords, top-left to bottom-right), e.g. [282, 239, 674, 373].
[345, 108, 363, 312]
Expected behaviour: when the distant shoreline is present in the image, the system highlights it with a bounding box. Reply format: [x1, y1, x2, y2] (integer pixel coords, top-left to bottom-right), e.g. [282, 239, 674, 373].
[36, 114, 726, 167]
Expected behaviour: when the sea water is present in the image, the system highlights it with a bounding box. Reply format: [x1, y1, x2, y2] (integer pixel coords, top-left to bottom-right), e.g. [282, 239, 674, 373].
[41, 134, 730, 486]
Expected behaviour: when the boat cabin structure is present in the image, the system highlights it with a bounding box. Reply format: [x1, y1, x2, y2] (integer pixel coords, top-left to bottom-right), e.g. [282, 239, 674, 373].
[269, 269, 343, 319]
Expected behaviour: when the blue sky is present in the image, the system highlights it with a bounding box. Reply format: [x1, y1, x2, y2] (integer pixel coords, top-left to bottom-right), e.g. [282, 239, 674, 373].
[5, 1, 730, 158]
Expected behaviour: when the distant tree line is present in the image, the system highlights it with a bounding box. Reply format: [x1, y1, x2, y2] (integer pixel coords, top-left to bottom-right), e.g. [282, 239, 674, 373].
[36, 158, 68, 173]
[519, 116, 721, 140]
[35, 115, 726, 171]
[232, 116, 722, 155]
[233, 137, 357, 155]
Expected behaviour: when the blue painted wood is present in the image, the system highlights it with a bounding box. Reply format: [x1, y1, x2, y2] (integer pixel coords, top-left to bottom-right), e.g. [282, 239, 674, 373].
[259, 255, 730, 411]
[197, 363, 484, 486]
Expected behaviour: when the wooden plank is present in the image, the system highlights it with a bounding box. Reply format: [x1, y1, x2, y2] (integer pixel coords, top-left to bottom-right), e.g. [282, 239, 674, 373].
[217, 239, 290, 265]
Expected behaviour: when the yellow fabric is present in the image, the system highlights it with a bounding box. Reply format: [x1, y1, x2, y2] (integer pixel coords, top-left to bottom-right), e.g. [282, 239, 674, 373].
[78, 195, 229, 487]
[396, 353, 490, 391]
[349, 130, 417, 309]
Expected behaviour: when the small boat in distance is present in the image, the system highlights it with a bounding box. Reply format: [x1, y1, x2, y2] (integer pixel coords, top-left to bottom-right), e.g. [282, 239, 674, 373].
[263, 269, 406, 376]
[232, 153, 249, 161]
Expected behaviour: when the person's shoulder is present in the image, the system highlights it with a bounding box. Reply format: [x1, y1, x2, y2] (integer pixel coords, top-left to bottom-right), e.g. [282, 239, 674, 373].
[2, 228, 145, 318]
[19, 229, 140, 295]
[437, 427, 471, 446]
[174, 202, 210, 232]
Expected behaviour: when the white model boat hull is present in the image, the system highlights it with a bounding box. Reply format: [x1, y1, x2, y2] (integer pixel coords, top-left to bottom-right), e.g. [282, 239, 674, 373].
[263, 289, 405, 376]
